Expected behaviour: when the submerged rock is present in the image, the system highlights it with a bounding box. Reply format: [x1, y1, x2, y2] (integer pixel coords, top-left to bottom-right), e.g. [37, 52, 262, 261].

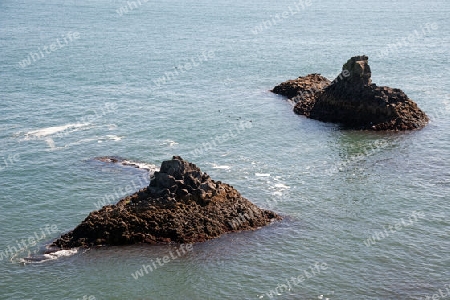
[52, 156, 281, 248]
[272, 55, 429, 130]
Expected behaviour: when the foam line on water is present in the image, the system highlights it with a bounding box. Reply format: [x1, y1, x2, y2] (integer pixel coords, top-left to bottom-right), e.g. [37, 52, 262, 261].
[24, 123, 90, 140]
[21, 248, 79, 264]
[122, 159, 159, 173]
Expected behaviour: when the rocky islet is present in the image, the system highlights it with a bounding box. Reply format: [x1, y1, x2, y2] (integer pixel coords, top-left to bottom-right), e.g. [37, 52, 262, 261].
[272, 55, 429, 130]
[52, 156, 281, 249]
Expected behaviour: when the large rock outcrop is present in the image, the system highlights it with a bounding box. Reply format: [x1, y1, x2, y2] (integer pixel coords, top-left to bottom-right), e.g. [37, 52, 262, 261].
[52, 156, 280, 248]
[272, 55, 429, 130]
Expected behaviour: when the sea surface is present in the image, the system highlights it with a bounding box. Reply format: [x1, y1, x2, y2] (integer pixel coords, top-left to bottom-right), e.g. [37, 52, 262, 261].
[0, 0, 449, 299]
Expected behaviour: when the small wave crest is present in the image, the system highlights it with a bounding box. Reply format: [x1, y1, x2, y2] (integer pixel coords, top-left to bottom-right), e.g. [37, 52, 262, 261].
[211, 164, 231, 170]
[98, 135, 123, 142]
[274, 183, 290, 189]
[159, 140, 179, 147]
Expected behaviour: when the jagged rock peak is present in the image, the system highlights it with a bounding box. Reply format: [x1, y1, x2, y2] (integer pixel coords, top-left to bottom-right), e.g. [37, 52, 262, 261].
[341, 55, 372, 86]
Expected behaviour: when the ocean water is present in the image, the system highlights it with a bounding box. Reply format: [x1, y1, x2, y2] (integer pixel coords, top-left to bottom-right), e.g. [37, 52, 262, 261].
[1, 0, 449, 299]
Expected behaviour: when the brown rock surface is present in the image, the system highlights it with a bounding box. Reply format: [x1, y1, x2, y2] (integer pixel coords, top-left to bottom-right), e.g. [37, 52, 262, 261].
[272, 55, 429, 130]
[52, 156, 281, 248]
[272, 74, 331, 115]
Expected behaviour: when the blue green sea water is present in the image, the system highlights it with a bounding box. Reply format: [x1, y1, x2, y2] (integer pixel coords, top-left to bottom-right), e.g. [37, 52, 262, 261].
[0, 0, 449, 299]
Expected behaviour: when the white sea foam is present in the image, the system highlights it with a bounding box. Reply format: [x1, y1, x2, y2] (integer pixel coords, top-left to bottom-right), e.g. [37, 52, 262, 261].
[159, 140, 179, 147]
[122, 159, 159, 173]
[44, 248, 78, 259]
[105, 135, 122, 141]
[24, 123, 89, 140]
[21, 248, 79, 264]
[274, 183, 290, 189]
[212, 165, 231, 170]
[97, 135, 123, 143]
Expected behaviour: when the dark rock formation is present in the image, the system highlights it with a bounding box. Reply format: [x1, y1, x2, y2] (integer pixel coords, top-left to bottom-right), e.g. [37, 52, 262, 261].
[272, 74, 331, 116]
[52, 156, 280, 248]
[272, 55, 429, 130]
